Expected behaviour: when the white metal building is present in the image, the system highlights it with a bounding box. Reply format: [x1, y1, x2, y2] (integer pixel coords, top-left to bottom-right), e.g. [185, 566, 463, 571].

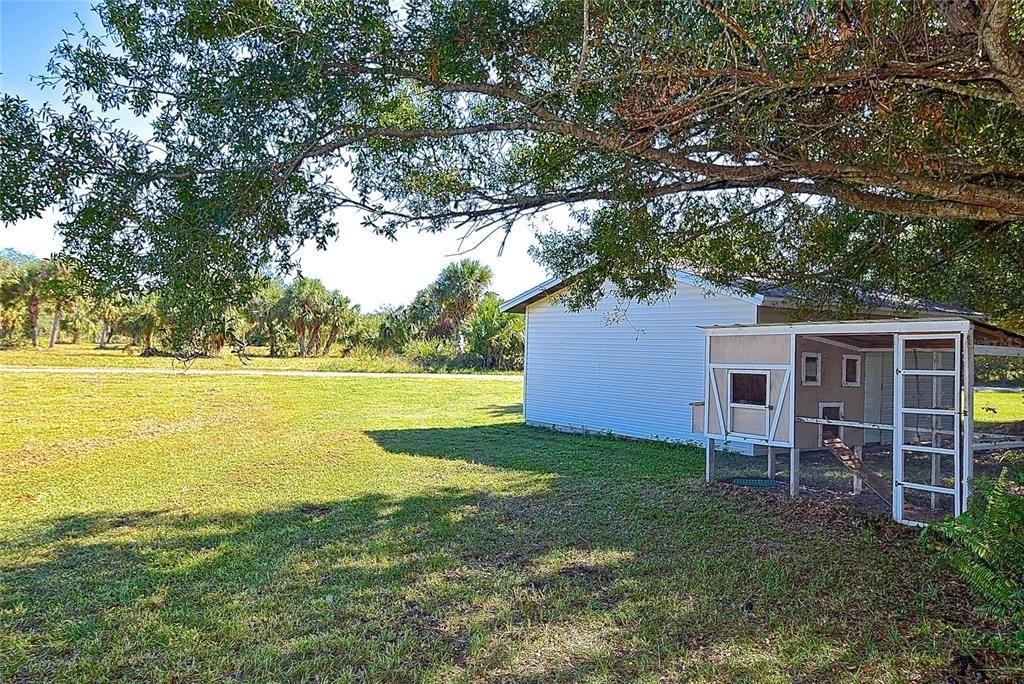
[500, 273, 763, 443]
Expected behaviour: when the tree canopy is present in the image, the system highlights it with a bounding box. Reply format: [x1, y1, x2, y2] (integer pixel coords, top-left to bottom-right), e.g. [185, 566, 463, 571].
[3, 0, 1024, 332]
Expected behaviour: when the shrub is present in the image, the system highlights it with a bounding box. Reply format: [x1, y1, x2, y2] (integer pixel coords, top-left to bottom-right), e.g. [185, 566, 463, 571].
[403, 338, 458, 367]
[976, 357, 1024, 386]
[463, 294, 524, 370]
[930, 468, 1024, 653]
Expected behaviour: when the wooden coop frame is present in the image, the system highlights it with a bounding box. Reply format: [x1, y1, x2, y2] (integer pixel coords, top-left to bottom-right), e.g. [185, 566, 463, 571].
[693, 318, 1024, 526]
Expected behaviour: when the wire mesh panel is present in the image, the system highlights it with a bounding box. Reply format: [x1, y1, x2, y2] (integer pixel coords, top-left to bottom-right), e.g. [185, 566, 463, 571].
[902, 375, 957, 411]
[902, 345, 955, 371]
[902, 487, 956, 523]
[901, 449, 956, 489]
[894, 334, 962, 525]
[901, 413, 957, 450]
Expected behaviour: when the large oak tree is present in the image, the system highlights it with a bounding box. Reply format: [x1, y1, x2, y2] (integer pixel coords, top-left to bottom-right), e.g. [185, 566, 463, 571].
[3, 0, 1024, 340]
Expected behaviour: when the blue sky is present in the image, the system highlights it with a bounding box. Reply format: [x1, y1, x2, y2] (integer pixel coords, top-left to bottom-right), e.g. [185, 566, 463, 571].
[0, 0, 549, 310]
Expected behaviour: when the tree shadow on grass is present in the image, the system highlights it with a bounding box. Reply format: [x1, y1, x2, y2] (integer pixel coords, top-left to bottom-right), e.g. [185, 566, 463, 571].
[0, 426, 1006, 681]
[482, 403, 523, 417]
[367, 423, 705, 483]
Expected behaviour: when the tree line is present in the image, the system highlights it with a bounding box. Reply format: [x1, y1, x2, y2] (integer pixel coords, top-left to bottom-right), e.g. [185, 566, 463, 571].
[0, 255, 524, 370]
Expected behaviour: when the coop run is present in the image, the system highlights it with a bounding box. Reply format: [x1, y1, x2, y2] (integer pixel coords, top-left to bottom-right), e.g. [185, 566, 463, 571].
[690, 318, 1024, 525]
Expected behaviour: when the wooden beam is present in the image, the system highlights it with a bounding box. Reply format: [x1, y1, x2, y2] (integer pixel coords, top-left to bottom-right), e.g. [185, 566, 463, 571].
[853, 445, 863, 495]
[823, 436, 892, 507]
[963, 328, 975, 513]
[975, 344, 1024, 358]
[706, 438, 716, 483]
[796, 416, 894, 431]
[804, 335, 863, 352]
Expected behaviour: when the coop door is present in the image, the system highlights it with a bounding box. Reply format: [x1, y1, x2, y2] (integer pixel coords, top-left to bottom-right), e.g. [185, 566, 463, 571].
[893, 334, 963, 525]
[727, 370, 770, 438]
[818, 403, 844, 447]
[707, 363, 791, 445]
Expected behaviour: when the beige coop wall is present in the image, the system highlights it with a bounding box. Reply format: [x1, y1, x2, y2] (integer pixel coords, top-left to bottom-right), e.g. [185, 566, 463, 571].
[794, 337, 866, 449]
[709, 334, 791, 364]
[707, 334, 793, 444]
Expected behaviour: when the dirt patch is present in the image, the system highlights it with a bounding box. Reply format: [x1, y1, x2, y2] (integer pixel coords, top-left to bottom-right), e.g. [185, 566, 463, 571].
[983, 420, 1024, 435]
[298, 504, 334, 517]
[557, 562, 615, 582]
[464, 551, 527, 569]
[699, 479, 926, 551]
[0, 436, 110, 475]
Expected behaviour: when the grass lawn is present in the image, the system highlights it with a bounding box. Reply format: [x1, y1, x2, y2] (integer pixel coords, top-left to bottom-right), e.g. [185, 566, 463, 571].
[2, 372, 1020, 682]
[0, 343, 519, 375]
[975, 389, 1024, 429]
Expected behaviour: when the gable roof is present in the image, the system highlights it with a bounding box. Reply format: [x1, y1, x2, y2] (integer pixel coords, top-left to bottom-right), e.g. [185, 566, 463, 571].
[499, 271, 763, 313]
[755, 283, 982, 319]
[500, 271, 983, 318]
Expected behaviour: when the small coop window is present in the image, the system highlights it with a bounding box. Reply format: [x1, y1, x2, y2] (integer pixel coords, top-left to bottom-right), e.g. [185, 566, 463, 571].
[842, 354, 861, 387]
[801, 352, 822, 386]
[730, 372, 768, 407]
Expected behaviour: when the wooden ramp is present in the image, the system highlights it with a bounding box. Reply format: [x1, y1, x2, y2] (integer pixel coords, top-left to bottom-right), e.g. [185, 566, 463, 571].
[822, 437, 892, 507]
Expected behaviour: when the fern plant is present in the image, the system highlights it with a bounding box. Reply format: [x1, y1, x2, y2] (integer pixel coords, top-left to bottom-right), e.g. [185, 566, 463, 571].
[931, 468, 1024, 652]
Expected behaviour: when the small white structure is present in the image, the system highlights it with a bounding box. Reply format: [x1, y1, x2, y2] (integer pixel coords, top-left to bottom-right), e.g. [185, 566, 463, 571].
[697, 318, 1024, 525]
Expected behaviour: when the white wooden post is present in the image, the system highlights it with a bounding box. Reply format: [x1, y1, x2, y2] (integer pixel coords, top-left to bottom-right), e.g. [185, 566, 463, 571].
[789, 448, 800, 497]
[853, 445, 863, 495]
[706, 438, 716, 483]
[767, 447, 776, 480]
[893, 334, 904, 523]
[931, 350, 940, 510]
[962, 328, 975, 513]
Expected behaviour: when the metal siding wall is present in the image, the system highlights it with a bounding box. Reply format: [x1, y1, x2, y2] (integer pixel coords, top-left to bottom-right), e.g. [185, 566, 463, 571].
[523, 284, 758, 443]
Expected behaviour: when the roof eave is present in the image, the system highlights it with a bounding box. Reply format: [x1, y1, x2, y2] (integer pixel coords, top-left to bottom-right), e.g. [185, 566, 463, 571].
[499, 271, 765, 313]
[499, 276, 564, 313]
[758, 296, 984, 320]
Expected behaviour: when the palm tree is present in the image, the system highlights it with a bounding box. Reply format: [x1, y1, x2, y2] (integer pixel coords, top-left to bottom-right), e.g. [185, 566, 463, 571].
[42, 260, 79, 349]
[376, 306, 414, 353]
[0, 258, 24, 343]
[267, 291, 293, 357]
[431, 260, 494, 345]
[92, 291, 128, 348]
[465, 292, 525, 369]
[124, 294, 163, 353]
[13, 260, 53, 348]
[246, 279, 287, 356]
[322, 292, 358, 356]
[281, 277, 329, 357]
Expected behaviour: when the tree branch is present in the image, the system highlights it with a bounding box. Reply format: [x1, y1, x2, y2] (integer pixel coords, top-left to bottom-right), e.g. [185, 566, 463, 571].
[977, 0, 1024, 109]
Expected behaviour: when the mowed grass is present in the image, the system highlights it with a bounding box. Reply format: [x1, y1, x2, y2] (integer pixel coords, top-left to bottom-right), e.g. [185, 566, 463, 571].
[0, 373, 1016, 682]
[975, 389, 1024, 429]
[0, 343, 518, 374]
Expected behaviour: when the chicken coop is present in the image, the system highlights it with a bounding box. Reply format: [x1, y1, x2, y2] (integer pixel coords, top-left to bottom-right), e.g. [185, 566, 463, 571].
[691, 318, 1024, 525]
